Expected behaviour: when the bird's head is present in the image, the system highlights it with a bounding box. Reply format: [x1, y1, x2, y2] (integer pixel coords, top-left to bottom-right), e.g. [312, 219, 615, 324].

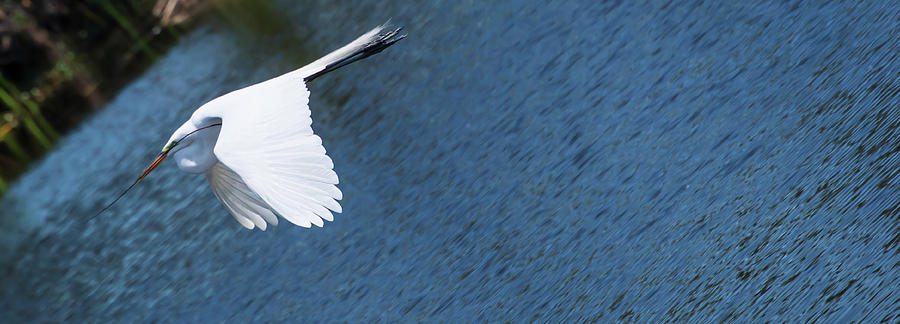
[161, 122, 198, 155]
[136, 121, 222, 182]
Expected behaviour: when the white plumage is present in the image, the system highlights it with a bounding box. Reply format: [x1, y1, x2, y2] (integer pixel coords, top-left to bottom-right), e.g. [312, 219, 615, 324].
[141, 24, 404, 230]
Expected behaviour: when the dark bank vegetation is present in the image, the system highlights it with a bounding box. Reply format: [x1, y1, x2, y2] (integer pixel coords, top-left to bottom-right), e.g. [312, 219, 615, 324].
[0, 0, 253, 194]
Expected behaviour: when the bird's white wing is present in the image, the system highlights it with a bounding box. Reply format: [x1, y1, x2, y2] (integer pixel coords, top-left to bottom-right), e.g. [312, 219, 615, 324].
[209, 71, 343, 229]
[207, 162, 278, 230]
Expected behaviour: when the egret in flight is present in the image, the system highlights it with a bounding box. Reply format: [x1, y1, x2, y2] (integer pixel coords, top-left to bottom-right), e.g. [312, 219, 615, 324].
[96, 25, 405, 230]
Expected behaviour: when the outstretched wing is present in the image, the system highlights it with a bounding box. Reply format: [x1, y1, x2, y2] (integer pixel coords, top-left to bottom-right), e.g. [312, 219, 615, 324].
[207, 162, 278, 230]
[209, 70, 343, 229]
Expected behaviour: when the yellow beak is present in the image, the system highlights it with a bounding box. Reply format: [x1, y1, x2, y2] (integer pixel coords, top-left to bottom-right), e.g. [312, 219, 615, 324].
[137, 152, 168, 183]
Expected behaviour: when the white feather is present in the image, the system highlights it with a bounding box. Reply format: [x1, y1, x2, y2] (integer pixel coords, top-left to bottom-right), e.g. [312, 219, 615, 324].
[176, 25, 394, 230]
[207, 162, 280, 230]
[200, 69, 343, 230]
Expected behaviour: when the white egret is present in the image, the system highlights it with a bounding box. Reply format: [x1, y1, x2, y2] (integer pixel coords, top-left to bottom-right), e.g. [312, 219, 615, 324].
[96, 24, 405, 230]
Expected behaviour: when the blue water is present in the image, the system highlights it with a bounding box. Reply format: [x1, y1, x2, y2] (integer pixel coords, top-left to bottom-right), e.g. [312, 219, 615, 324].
[3, 0, 900, 321]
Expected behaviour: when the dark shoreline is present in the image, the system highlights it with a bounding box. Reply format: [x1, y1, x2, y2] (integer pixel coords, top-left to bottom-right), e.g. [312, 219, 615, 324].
[0, 0, 197, 193]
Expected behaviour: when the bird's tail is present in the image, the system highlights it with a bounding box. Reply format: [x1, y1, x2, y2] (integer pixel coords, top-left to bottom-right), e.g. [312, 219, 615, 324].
[300, 23, 406, 82]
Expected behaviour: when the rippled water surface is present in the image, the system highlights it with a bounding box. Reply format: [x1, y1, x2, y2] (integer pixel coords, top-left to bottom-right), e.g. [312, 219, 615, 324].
[3, 1, 900, 322]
